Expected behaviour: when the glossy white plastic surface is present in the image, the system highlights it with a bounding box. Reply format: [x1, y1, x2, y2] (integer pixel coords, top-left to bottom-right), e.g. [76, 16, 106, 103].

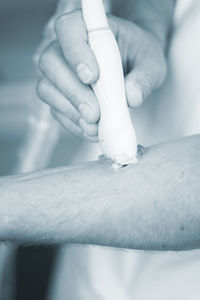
[82, 0, 138, 165]
[82, 0, 109, 31]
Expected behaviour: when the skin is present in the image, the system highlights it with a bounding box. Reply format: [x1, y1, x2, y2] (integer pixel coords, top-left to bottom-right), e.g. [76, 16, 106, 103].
[1, 134, 200, 251]
[36, 0, 175, 140]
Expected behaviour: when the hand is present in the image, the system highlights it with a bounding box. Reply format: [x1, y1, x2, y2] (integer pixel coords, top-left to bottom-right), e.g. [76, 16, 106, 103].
[37, 10, 166, 141]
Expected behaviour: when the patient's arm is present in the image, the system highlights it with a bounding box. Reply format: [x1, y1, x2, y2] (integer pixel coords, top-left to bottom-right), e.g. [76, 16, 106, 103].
[0, 134, 200, 251]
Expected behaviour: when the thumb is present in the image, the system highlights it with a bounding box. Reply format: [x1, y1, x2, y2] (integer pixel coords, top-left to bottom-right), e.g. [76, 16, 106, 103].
[125, 54, 167, 108]
[55, 10, 99, 85]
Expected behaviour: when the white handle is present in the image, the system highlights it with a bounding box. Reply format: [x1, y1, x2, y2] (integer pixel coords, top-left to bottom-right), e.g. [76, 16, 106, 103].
[82, 0, 138, 165]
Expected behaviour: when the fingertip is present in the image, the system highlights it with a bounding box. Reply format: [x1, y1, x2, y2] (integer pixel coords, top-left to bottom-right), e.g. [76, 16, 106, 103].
[76, 62, 98, 85]
[51, 108, 83, 137]
[87, 106, 100, 124]
[125, 78, 143, 108]
[55, 10, 99, 86]
[79, 102, 100, 124]
[79, 119, 98, 136]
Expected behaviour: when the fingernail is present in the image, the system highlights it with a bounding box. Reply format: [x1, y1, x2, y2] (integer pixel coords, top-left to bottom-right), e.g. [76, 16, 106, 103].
[126, 81, 143, 108]
[77, 63, 93, 84]
[79, 103, 93, 122]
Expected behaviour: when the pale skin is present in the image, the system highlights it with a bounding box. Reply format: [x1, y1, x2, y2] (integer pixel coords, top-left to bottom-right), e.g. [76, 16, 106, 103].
[37, 0, 175, 140]
[0, 134, 200, 251]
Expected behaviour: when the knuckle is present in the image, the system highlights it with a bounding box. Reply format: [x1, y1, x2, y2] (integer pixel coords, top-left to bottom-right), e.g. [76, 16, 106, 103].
[38, 41, 57, 73]
[38, 49, 50, 73]
[66, 88, 75, 99]
[64, 87, 78, 102]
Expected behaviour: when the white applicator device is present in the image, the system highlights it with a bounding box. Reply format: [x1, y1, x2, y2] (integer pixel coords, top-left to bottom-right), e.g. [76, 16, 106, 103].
[82, 0, 138, 166]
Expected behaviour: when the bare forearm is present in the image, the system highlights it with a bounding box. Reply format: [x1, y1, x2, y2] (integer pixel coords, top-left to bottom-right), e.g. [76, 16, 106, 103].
[1, 134, 200, 250]
[112, 0, 176, 47]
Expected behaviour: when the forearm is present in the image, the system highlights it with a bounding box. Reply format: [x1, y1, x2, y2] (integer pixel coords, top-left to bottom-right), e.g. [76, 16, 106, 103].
[112, 0, 176, 48]
[1, 134, 200, 250]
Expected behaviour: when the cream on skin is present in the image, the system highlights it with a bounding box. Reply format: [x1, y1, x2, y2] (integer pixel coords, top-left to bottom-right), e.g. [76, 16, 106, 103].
[0, 134, 200, 250]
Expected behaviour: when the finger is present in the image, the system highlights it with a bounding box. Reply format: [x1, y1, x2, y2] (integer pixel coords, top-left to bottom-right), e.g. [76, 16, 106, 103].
[37, 77, 98, 137]
[125, 52, 167, 108]
[51, 109, 83, 137]
[51, 109, 98, 142]
[79, 119, 98, 137]
[55, 10, 99, 84]
[107, 14, 120, 38]
[34, 36, 55, 68]
[83, 133, 98, 143]
[33, 16, 57, 71]
[37, 77, 80, 126]
[38, 42, 100, 124]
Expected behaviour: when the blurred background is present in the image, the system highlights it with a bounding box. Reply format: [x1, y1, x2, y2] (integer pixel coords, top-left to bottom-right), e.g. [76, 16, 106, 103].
[0, 1, 84, 299]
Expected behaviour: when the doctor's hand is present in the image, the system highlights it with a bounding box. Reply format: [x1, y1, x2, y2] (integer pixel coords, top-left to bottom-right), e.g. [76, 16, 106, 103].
[37, 10, 166, 141]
